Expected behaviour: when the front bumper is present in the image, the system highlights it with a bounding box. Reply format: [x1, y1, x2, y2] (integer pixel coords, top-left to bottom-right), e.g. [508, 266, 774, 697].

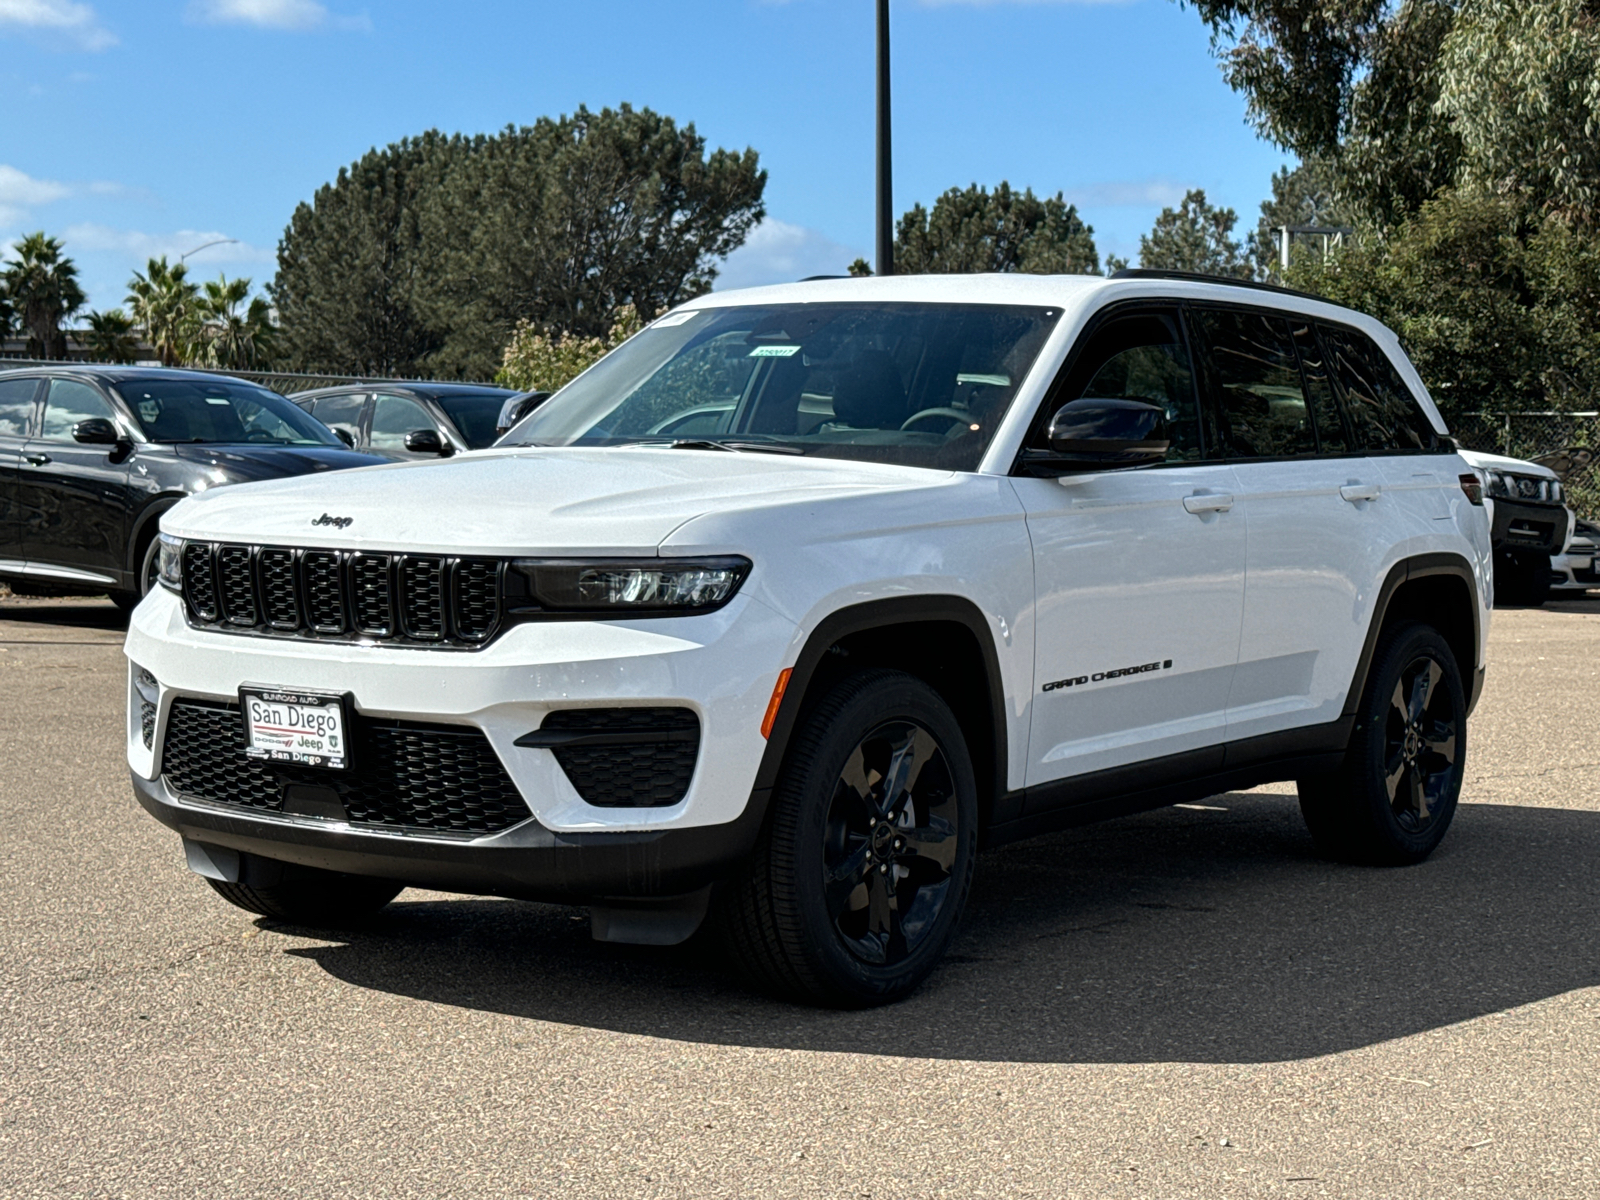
[1489, 497, 1569, 555]
[132, 769, 768, 901]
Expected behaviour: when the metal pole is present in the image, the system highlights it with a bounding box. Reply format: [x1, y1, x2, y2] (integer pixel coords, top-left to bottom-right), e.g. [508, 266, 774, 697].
[876, 0, 894, 276]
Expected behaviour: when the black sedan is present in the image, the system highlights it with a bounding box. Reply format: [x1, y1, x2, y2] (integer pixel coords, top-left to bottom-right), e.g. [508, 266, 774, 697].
[0, 366, 385, 612]
[290, 382, 520, 458]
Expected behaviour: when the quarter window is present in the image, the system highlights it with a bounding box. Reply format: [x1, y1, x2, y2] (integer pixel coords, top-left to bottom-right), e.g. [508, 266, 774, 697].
[370, 393, 437, 453]
[1320, 326, 1440, 453]
[0, 378, 38, 437]
[1189, 307, 1317, 459]
[40, 379, 118, 441]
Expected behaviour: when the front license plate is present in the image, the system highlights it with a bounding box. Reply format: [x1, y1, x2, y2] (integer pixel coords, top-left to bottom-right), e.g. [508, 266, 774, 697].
[240, 688, 349, 769]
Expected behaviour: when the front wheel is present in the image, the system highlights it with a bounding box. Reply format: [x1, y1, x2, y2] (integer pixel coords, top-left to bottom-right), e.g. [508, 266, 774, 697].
[1494, 548, 1551, 607]
[718, 670, 978, 1007]
[110, 534, 162, 616]
[1299, 621, 1466, 865]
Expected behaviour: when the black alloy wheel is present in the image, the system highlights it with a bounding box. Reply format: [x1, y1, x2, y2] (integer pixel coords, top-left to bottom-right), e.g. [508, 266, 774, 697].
[823, 720, 961, 966]
[1299, 621, 1466, 865]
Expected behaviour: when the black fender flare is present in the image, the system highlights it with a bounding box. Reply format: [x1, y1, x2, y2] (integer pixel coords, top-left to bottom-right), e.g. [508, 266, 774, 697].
[1344, 552, 1484, 718]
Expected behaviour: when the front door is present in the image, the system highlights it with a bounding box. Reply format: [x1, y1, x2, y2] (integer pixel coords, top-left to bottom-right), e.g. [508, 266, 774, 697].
[0, 376, 40, 568]
[19, 377, 133, 587]
[1014, 305, 1246, 800]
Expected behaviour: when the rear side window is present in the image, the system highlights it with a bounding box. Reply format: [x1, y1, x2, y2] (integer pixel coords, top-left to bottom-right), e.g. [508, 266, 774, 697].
[1320, 326, 1440, 453]
[311, 393, 366, 443]
[0, 377, 38, 437]
[1289, 321, 1350, 455]
[1188, 307, 1317, 459]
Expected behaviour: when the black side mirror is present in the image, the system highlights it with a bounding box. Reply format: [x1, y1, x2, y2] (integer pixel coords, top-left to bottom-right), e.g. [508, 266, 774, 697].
[403, 428, 452, 456]
[1040, 398, 1169, 471]
[332, 427, 355, 448]
[495, 392, 551, 437]
[72, 417, 125, 446]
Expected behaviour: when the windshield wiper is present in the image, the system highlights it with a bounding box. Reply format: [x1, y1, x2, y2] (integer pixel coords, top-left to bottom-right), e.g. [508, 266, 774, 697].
[669, 439, 804, 456]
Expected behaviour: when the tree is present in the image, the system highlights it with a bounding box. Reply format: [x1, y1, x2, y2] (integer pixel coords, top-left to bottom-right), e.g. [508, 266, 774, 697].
[191, 276, 277, 369]
[3, 232, 85, 359]
[127, 257, 200, 367]
[1251, 158, 1351, 278]
[1137, 189, 1250, 277]
[893, 182, 1100, 275]
[496, 305, 642, 393]
[83, 309, 138, 363]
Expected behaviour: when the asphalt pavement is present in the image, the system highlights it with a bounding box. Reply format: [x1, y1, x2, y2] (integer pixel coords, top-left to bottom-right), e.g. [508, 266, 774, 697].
[3, 592, 1599, 1199]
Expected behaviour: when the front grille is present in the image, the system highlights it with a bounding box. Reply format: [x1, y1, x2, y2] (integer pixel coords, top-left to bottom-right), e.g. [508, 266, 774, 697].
[179, 543, 503, 648]
[537, 707, 700, 808]
[160, 699, 530, 835]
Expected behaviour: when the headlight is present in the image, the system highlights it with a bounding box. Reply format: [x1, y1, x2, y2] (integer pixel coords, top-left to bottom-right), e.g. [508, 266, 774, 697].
[1484, 470, 1509, 498]
[157, 533, 184, 593]
[512, 557, 751, 614]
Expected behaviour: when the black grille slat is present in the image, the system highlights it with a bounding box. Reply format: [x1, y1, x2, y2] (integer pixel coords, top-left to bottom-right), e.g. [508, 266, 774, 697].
[216, 545, 257, 626]
[181, 543, 218, 621]
[540, 708, 700, 808]
[401, 557, 445, 640]
[160, 700, 530, 835]
[302, 551, 345, 633]
[351, 554, 394, 636]
[451, 559, 500, 642]
[258, 549, 300, 630]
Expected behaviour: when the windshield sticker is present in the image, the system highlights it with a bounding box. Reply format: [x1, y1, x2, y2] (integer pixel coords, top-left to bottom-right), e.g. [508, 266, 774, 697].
[749, 345, 802, 358]
[204, 397, 232, 405]
[652, 310, 700, 328]
[957, 373, 1010, 387]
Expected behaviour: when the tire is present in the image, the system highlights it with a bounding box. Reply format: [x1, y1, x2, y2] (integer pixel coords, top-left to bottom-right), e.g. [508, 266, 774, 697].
[717, 669, 979, 1007]
[1298, 621, 1467, 866]
[111, 532, 163, 615]
[1494, 548, 1550, 607]
[205, 861, 403, 927]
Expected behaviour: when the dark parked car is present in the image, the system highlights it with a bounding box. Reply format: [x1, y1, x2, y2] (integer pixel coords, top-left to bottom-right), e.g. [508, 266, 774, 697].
[290, 383, 520, 458]
[494, 391, 551, 440]
[0, 366, 384, 612]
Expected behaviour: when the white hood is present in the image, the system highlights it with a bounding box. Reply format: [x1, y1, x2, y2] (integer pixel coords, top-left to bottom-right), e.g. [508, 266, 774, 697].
[160, 446, 948, 556]
[1457, 447, 1558, 479]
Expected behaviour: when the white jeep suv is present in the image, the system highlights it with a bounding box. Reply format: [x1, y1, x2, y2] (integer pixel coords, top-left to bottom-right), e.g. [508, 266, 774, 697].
[125, 271, 1492, 1006]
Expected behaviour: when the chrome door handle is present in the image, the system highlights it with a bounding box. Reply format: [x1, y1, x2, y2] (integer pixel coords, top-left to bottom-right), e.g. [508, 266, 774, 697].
[1340, 483, 1380, 503]
[1183, 493, 1234, 514]
[24, 452, 50, 466]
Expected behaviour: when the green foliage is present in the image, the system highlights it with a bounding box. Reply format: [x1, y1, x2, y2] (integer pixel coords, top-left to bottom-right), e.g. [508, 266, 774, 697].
[190, 276, 277, 369]
[847, 257, 873, 277]
[272, 106, 766, 381]
[83, 309, 138, 363]
[496, 305, 642, 393]
[3, 232, 85, 359]
[126, 257, 200, 368]
[1252, 158, 1351, 277]
[1138, 189, 1250, 277]
[894, 183, 1100, 275]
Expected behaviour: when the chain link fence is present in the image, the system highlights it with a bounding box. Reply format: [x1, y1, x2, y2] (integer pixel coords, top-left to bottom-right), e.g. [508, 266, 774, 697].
[1449, 411, 1600, 519]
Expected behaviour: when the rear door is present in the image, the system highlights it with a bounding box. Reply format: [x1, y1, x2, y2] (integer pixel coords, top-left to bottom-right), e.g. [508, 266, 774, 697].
[1013, 302, 1247, 797]
[0, 376, 41, 568]
[19, 377, 134, 586]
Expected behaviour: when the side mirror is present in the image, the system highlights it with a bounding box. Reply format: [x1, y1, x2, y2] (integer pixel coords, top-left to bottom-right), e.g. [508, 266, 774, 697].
[403, 428, 452, 456]
[72, 417, 125, 446]
[1042, 398, 1169, 470]
[333, 427, 356, 448]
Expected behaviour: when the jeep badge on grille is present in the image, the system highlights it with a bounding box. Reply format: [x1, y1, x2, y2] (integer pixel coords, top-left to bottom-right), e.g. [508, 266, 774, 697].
[312, 514, 354, 529]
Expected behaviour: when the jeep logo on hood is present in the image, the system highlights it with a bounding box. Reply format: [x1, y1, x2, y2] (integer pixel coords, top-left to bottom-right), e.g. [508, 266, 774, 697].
[311, 513, 354, 529]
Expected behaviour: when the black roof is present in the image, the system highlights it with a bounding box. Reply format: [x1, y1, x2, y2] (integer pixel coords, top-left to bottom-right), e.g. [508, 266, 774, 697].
[1109, 268, 1325, 303]
[0, 363, 266, 386]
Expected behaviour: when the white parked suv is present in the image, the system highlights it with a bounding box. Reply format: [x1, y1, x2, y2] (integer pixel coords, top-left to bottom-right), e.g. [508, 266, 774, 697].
[125, 270, 1492, 1006]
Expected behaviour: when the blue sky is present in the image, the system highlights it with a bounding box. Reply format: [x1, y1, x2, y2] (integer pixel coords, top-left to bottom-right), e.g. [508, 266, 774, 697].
[0, 0, 1291, 311]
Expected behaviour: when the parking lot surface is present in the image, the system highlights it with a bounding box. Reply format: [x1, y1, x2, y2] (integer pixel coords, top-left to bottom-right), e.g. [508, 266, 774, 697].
[3, 593, 1599, 1199]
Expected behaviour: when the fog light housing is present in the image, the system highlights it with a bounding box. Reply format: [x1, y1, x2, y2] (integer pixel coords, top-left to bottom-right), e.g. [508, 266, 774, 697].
[133, 665, 159, 750]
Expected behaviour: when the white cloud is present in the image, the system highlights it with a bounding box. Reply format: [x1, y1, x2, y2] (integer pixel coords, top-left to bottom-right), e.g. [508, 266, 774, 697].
[61, 223, 273, 266]
[187, 0, 370, 31]
[916, 0, 1134, 6]
[716, 218, 865, 291]
[0, 0, 116, 50]
[1065, 178, 1190, 209]
[0, 164, 72, 227]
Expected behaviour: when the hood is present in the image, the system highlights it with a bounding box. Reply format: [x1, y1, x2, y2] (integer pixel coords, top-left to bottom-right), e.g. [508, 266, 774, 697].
[161, 446, 949, 555]
[169, 442, 390, 482]
[1456, 447, 1559, 479]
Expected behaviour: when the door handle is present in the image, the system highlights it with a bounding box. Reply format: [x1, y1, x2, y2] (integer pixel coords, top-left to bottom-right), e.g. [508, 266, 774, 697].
[1340, 483, 1380, 503]
[24, 452, 50, 466]
[1183, 492, 1234, 514]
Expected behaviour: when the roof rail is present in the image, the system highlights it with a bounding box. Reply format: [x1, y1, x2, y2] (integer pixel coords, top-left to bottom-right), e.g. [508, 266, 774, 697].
[797, 274, 851, 282]
[1109, 268, 1325, 303]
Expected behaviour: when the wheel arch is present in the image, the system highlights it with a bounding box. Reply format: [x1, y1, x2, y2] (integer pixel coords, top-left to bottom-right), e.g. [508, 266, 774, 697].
[125, 494, 185, 578]
[752, 596, 1009, 831]
[1345, 553, 1483, 718]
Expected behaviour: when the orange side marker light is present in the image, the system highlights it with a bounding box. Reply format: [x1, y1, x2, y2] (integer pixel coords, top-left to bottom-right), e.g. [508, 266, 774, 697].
[761, 668, 792, 739]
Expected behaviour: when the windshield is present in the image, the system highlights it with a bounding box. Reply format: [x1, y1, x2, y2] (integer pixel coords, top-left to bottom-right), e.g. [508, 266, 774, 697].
[116, 379, 342, 446]
[435, 391, 515, 449]
[501, 302, 1060, 470]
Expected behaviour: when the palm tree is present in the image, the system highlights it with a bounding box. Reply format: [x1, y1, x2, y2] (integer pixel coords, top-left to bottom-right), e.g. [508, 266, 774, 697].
[2, 232, 86, 359]
[191, 275, 277, 369]
[126, 256, 199, 366]
[83, 309, 139, 363]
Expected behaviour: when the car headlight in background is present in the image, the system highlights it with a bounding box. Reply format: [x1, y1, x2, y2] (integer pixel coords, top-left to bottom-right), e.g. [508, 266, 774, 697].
[157, 533, 184, 593]
[1483, 470, 1509, 498]
[512, 557, 751, 614]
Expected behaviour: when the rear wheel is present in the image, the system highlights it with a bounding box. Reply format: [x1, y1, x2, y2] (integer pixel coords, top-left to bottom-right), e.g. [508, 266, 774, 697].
[718, 670, 978, 1007]
[205, 860, 402, 927]
[1494, 548, 1551, 607]
[1298, 621, 1466, 865]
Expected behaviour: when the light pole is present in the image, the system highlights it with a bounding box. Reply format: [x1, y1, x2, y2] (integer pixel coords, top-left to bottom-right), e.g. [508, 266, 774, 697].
[876, 0, 893, 276]
[179, 237, 239, 264]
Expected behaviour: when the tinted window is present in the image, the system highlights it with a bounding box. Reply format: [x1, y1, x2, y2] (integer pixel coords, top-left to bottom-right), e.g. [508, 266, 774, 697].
[1190, 307, 1316, 459]
[41, 379, 118, 441]
[434, 392, 512, 449]
[311, 393, 366, 444]
[117, 379, 338, 444]
[370, 393, 437, 453]
[504, 302, 1061, 472]
[0, 377, 38, 438]
[1291, 321, 1349, 454]
[1045, 309, 1201, 461]
[1321, 326, 1440, 453]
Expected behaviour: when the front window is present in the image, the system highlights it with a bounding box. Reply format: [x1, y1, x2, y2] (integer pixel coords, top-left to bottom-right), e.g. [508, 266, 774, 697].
[502, 302, 1061, 471]
[116, 379, 340, 446]
[434, 391, 513, 449]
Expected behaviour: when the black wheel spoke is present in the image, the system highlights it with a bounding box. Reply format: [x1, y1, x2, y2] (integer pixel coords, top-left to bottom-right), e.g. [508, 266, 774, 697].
[899, 816, 957, 873]
[1383, 746, 1408, 803]
[824, 840, 872, 915]
[1422, 724, 1457, 766]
